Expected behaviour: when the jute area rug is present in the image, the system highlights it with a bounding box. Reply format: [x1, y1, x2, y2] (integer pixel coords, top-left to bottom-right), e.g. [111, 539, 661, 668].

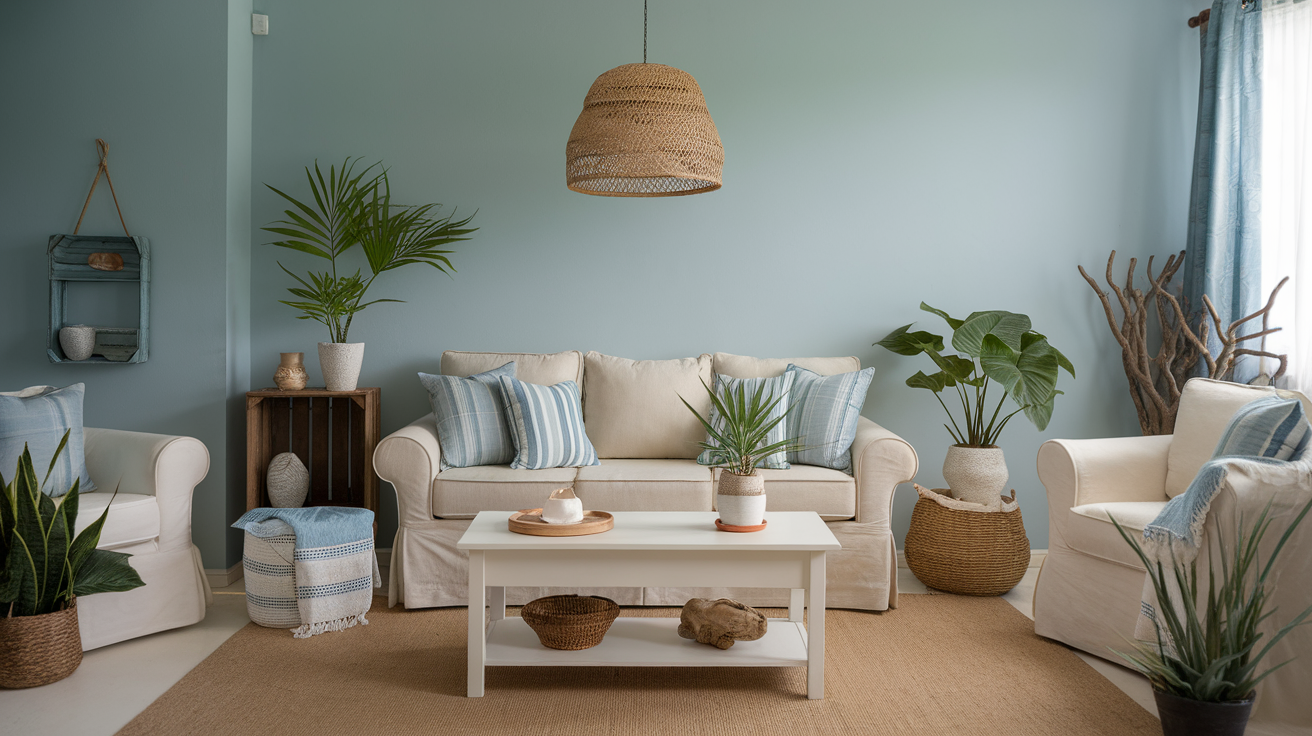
[118, 595, 1158, 736]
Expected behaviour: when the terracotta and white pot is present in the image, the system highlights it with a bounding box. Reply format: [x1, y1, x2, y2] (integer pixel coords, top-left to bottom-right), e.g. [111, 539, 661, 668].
[716, 472, 766, 527]
[942, 445, 1009, 509]
[318, 342, 364, 392]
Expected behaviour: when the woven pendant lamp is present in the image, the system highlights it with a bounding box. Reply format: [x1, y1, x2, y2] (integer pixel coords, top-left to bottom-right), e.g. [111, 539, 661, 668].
[565, 5, 722, 197]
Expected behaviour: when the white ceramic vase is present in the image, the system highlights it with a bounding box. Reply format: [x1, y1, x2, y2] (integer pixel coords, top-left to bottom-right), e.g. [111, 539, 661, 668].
[541, 488, 584, 524]
[717, 472, 767, 527]
[942, 445, 1009, 509]
[318, 342, 364, 392]
[59, 325, 96, 362]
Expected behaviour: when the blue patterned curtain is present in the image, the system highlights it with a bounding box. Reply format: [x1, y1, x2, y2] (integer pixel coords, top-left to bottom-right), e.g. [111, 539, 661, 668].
[1182, 0, 1264, 382]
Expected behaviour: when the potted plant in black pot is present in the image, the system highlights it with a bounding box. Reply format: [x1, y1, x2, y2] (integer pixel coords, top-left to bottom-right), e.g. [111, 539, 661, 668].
[1, 433, 145, 688]
[1111, 497, 1312, 736]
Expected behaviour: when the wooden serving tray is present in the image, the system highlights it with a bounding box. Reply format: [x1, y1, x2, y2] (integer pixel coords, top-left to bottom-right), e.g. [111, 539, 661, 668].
[508, 509, 614, 537]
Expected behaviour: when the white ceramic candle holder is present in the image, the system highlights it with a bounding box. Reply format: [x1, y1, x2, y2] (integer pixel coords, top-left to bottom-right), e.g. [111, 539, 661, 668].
[541, 487, 583, 524]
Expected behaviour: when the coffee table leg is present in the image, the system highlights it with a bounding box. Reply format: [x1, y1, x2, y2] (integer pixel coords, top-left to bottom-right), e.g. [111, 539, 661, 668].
[807, 551, 825, 699]
[789, 589, 804, 622]
[490, 585, 506, 622]
[467, 550, 485, 697]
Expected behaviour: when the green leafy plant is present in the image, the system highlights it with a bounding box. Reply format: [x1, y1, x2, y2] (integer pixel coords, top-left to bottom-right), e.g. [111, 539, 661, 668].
[876, 303, 1075, 446]
[680, 379, 800, 476]
[1, 432, 145, 617]
[263, 158, 477, 343]
[1110, 497, 1312, 702]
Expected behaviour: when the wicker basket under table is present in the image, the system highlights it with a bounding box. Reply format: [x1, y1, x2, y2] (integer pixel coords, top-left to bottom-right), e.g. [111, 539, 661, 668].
[904, 485, 1030, 596]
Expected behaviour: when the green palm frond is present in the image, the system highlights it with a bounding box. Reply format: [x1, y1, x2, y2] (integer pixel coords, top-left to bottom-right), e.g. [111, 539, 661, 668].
[680, 378, 802, 476]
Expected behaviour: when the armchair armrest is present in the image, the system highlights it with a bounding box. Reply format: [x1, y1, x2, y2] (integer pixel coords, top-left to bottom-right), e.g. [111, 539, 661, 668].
[83, 428, 210, 553]
[374, 414, 442, 528]
[851, 416, 919, 526]
[1038, 435, 1171, 549]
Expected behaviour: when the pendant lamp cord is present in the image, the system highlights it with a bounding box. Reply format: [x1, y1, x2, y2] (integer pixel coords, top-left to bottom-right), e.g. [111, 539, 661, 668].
[643, 0, 647, 63]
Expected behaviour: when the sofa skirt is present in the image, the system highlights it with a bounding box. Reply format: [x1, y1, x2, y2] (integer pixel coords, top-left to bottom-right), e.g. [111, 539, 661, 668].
[76, 545, 212, 651]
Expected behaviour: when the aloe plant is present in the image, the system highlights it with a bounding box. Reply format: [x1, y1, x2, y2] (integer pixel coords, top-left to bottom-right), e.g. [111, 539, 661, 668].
[680, 379, 800, 477]
[1, 432, 144, 617]
[263, 158, 478, 343]
[1110, 496, 1312, 702]
[877, 303, 1075, 446]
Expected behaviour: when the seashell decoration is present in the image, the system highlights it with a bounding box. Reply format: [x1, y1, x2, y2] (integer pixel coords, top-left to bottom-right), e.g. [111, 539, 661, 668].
[87, 253, 125, 271]
[266, 452, 310, 508]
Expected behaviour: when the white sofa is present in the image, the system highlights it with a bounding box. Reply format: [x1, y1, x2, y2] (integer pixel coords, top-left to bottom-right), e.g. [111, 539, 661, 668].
[375, 350, 918, 611]
[75, 427, 212, 650]
[1035, 378, 1312, 731]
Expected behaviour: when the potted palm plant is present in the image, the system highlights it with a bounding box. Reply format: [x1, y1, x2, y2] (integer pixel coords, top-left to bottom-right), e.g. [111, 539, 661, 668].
[1111, 496, 1312, 736]
[877, 303, 1074, 507]
[681, 379, 799, 530]
[1, 433, 145, 688]
[263, 159, 477, 391]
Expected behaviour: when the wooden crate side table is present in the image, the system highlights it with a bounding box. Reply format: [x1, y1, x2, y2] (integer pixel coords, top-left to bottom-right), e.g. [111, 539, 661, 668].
[245, 387, 382, 515]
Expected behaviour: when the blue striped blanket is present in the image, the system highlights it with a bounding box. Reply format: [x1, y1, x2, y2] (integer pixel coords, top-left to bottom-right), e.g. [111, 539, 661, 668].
[233, 507, 380, 638]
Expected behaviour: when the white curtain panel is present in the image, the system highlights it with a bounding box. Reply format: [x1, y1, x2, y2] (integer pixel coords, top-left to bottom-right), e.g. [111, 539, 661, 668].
[1262, 0, 1312, 390]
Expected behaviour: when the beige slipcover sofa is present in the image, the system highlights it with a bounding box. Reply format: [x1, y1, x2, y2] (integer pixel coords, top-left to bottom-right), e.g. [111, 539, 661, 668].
[375, 350, 918, 610]
[1036, 378, 1312, 731]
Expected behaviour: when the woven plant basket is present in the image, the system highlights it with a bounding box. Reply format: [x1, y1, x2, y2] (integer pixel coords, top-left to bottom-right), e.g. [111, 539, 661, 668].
[0, 599, 83, 688]
[904, 485, 1031, 596]
[521, 595, 620, 651]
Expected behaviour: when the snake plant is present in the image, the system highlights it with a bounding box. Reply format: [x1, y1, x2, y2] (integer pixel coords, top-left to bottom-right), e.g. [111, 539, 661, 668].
[1, 432, 144, 617]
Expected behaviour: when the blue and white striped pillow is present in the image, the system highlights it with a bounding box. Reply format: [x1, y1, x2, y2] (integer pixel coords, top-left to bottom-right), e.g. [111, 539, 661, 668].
[419, 362, 516, 470]
[1213, 395, 1311, 461]
[0, 383, 95, 497]
[496, 377, 599, 470]
[696, 372, 795, 470]
[785, 364, 875, 473]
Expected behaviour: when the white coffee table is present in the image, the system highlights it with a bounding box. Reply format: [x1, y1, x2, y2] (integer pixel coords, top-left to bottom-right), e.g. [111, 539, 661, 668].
[457, 510, 840, 699]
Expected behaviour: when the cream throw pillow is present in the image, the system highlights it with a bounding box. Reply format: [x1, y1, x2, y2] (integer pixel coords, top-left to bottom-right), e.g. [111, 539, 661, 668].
[582, 352, 712, 459]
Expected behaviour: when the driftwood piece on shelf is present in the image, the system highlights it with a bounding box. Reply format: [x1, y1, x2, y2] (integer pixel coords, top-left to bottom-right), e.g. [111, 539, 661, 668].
[1079, 250, 1288, 435]
[677, 598, 767, 650]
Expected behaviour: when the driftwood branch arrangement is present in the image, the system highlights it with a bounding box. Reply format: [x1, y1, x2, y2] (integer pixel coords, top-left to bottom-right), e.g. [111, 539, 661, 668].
[1078, 250, 1288, 435]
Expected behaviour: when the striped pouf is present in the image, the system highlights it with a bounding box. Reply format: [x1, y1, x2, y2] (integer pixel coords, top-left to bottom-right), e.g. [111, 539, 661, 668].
[242, 520, 301, 628]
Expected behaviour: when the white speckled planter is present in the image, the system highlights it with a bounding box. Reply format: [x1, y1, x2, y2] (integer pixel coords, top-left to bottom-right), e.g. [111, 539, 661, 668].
[942, 445, 1008, 509]
[318, 342, 364, 392]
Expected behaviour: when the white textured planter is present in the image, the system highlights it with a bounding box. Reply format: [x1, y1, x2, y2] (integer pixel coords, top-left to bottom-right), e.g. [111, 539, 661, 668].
[942, 445, 1009, 509]
[59, 325, 96, 361]
[318, 342, 364, 392]
[717, 471, 766, 527]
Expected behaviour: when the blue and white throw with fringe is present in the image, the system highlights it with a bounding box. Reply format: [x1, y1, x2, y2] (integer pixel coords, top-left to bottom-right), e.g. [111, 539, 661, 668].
[233, 506, 380, 638]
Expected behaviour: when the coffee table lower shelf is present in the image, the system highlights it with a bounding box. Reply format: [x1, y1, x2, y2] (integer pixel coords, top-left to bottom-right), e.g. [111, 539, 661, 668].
[485, 617, 808, 667]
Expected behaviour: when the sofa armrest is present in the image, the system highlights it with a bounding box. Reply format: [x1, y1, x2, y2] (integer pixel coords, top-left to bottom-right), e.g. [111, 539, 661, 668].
[83, 428, 210, 553]
[374, 414, 442, 528]
[851, 416, 918, 526]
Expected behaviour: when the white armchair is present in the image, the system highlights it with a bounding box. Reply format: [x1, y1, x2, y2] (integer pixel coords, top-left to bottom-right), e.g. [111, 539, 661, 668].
[76, 428, 212, 650]
[1035, 378, 1312, 730]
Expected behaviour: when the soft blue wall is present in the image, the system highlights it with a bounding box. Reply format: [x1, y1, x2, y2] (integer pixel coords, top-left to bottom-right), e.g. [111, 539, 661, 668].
[249, 0, 1201, 550]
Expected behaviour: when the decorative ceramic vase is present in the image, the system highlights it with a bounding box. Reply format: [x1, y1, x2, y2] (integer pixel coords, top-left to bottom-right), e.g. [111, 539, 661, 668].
[266, 452, 309, 508]
[716, 472, 767, 528]
[942, 445, 1009, 509]
[0, 599, 82, 688]
[541, 488, 584, 524]
[273, 352, 308, 391]
[318, 342, 364, 392]
[58, 325, 96, 362]
[1153, 688, 1253, 736]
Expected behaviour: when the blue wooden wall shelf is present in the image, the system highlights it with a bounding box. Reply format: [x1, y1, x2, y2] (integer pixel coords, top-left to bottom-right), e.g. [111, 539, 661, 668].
[47, 234, 150, 364]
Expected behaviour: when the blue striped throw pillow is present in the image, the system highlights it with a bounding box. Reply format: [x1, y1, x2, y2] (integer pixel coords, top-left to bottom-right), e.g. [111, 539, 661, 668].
[1213, 395, 1311, 461]
[785, 364, 875, 473]
[696, 372, 795, 470]
[419, 362, 517, 470]
[0, 383, 95, 497]
[496, 377, 599, 470]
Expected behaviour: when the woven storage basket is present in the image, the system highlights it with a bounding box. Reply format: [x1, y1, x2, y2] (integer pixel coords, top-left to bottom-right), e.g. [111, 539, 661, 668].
[0, 599, 83, 688]
[904, 485, 1030, 596]
[242, 525, 303, 628]
[521, 595, 620, 650]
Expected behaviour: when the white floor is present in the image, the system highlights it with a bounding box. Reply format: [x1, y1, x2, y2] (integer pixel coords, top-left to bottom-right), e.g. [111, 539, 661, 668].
[0, 569, 1156, 736]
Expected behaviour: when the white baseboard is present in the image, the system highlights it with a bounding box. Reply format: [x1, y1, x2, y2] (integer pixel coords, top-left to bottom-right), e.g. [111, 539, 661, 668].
[898, 548, 1046, 569]
[208, 548, 393, 589]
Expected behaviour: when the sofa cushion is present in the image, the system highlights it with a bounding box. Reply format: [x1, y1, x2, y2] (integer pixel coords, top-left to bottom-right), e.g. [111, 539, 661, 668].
[713, 466, 856, 521]
[498, 377, 598, 469]
[1166, 379, 1312, 498]
[0, 383, 96, 496]
[582, 352, 712, 459]
[786, 364, 875, 473]
[712, 353, 860, 379]
[1068, 501, 1168, 568]
[575, 459, 713, 511]
[419, 363, 517, 469]
[441, 350, 583, 387]
[73, 492, 160, 550]
[432, 466, 579, 519]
